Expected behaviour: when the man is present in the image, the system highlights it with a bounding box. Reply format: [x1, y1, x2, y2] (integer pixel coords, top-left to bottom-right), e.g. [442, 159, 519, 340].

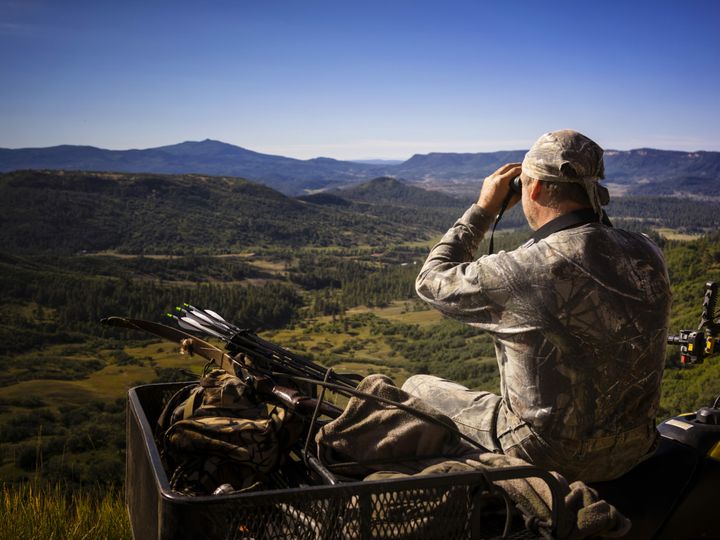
[402, 130, 671, 482]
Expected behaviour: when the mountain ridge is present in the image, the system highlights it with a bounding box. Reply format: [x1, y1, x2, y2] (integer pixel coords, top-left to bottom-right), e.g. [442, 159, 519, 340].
[2, 140, 719, 197]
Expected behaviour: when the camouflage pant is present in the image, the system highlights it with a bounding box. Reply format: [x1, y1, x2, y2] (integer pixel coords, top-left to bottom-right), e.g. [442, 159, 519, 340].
[401, 375, 657, 482]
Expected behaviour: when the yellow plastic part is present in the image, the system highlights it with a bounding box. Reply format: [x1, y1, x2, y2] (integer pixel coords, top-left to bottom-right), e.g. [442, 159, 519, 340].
[709, 441, 720, 461]
[688, 343, 694, 352]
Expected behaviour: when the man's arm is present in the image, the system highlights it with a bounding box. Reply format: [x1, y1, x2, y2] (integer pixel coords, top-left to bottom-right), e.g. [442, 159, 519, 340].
[415, 164, 522, 325]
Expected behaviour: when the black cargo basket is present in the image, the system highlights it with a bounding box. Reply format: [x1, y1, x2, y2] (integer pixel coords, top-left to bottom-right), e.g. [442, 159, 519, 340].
[127, 383, 561, 540]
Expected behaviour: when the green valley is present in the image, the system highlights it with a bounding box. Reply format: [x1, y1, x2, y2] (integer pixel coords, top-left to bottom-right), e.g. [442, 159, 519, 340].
[0, 169, 719, 492]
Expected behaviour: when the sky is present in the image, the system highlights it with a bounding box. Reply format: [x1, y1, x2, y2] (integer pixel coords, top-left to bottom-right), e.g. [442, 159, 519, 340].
[1, 0, 719, 160]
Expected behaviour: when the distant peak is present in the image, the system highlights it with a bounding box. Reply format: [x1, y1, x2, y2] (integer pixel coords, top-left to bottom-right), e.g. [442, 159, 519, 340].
[307, 156, 341, 164]
[182, 139, 231, 146]
[154, 139, 254, 156]
[369, 176, 402, 184]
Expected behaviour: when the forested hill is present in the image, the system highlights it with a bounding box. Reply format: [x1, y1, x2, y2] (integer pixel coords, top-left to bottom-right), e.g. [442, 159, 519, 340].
[0, 170, 431, 255]
[299, 176, 471, 236]
[3, 170, 719, 256]
[331, 176, 464, 207]
[393, 151, 527, 180]
[604, 149, 720, 184]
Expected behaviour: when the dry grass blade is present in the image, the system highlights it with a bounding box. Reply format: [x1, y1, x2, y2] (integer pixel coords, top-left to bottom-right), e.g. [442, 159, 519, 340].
[0, 482, 131, 540]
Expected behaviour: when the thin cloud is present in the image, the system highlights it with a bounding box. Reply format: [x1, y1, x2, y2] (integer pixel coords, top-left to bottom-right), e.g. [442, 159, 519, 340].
[0, 0, 45, 36]
[0, 21, 36, 35]
[257, 138, 533, 159]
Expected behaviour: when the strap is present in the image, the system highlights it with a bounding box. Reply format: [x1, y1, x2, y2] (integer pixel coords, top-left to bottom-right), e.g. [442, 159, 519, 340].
[488, 188, 516, 255]
[530, 207, 613, 245]
[183, 387, 203, 420]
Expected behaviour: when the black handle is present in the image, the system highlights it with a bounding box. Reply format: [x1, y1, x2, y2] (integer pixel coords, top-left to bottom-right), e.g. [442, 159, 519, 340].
[699, 282, 718, 331]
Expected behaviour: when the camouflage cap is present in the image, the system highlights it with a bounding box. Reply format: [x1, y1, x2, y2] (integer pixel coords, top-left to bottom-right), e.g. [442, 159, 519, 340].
[521, 130, 608, 216]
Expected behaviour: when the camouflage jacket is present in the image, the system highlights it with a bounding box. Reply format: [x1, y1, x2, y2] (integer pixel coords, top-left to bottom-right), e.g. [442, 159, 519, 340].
[416, 205, 671, 444]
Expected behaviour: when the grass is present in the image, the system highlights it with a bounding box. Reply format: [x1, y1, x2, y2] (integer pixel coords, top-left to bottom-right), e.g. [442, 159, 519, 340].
[654, 227, 703, 241]
[0, 380, 99, 408]
[263, 305, 449, 386]
[0, 338, 203, 486]
[660, 355, 720, 418]
[0, 482, 131, 540]
[0, 341, 203, 406]
[246, 259, 287, 274]
[346, 301, 442, 327]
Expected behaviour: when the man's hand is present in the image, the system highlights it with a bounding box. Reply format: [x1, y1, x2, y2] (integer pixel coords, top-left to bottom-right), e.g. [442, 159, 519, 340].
[476, 163, 522, 216]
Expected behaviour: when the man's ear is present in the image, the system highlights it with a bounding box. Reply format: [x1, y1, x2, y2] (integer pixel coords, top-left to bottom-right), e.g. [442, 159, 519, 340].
[529, 179, 542, 201]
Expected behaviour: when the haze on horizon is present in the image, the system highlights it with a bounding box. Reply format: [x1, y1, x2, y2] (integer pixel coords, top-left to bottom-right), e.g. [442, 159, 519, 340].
[1, 0, 719, 160]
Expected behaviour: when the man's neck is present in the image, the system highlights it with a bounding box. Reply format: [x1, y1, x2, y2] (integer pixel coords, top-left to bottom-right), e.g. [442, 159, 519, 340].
[530, 203, 590, 230]
[530, 207, 612, 244]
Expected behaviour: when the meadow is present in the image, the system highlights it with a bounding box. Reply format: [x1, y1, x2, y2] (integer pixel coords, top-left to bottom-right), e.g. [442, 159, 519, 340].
[2, 228, 720, 488]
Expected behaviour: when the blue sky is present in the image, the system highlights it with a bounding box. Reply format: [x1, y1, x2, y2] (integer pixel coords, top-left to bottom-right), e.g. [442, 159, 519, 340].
[1, 0, 719, 159]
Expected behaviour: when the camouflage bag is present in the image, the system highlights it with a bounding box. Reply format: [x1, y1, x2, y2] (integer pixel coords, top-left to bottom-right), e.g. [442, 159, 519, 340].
[157, 367, 303, 495]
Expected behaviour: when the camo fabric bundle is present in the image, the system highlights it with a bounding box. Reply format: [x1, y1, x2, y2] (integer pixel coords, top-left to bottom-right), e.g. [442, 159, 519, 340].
[157, 368, 303, 495]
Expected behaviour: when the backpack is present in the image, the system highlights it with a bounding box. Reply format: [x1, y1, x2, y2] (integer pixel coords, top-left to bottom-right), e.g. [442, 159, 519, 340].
[157, 367, 303, 495]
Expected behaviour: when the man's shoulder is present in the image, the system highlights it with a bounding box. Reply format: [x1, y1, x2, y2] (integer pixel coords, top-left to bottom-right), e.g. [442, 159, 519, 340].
[537, 223, 662, 254]
[488, 223, 666, 279]
[591, 225, 667, 263]
[509, 224, 668, 277]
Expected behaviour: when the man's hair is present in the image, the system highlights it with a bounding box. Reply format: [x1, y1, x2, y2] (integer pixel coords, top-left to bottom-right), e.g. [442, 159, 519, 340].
[539, 180, 591, 207]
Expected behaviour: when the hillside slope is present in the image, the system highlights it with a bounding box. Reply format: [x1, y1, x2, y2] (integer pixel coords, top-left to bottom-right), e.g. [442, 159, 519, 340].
[333, 176, 464, 207]
[0, 170, 428, 254]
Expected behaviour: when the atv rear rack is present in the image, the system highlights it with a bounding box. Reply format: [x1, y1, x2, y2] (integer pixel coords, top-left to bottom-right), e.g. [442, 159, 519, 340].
[127, 382, 562, 539]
